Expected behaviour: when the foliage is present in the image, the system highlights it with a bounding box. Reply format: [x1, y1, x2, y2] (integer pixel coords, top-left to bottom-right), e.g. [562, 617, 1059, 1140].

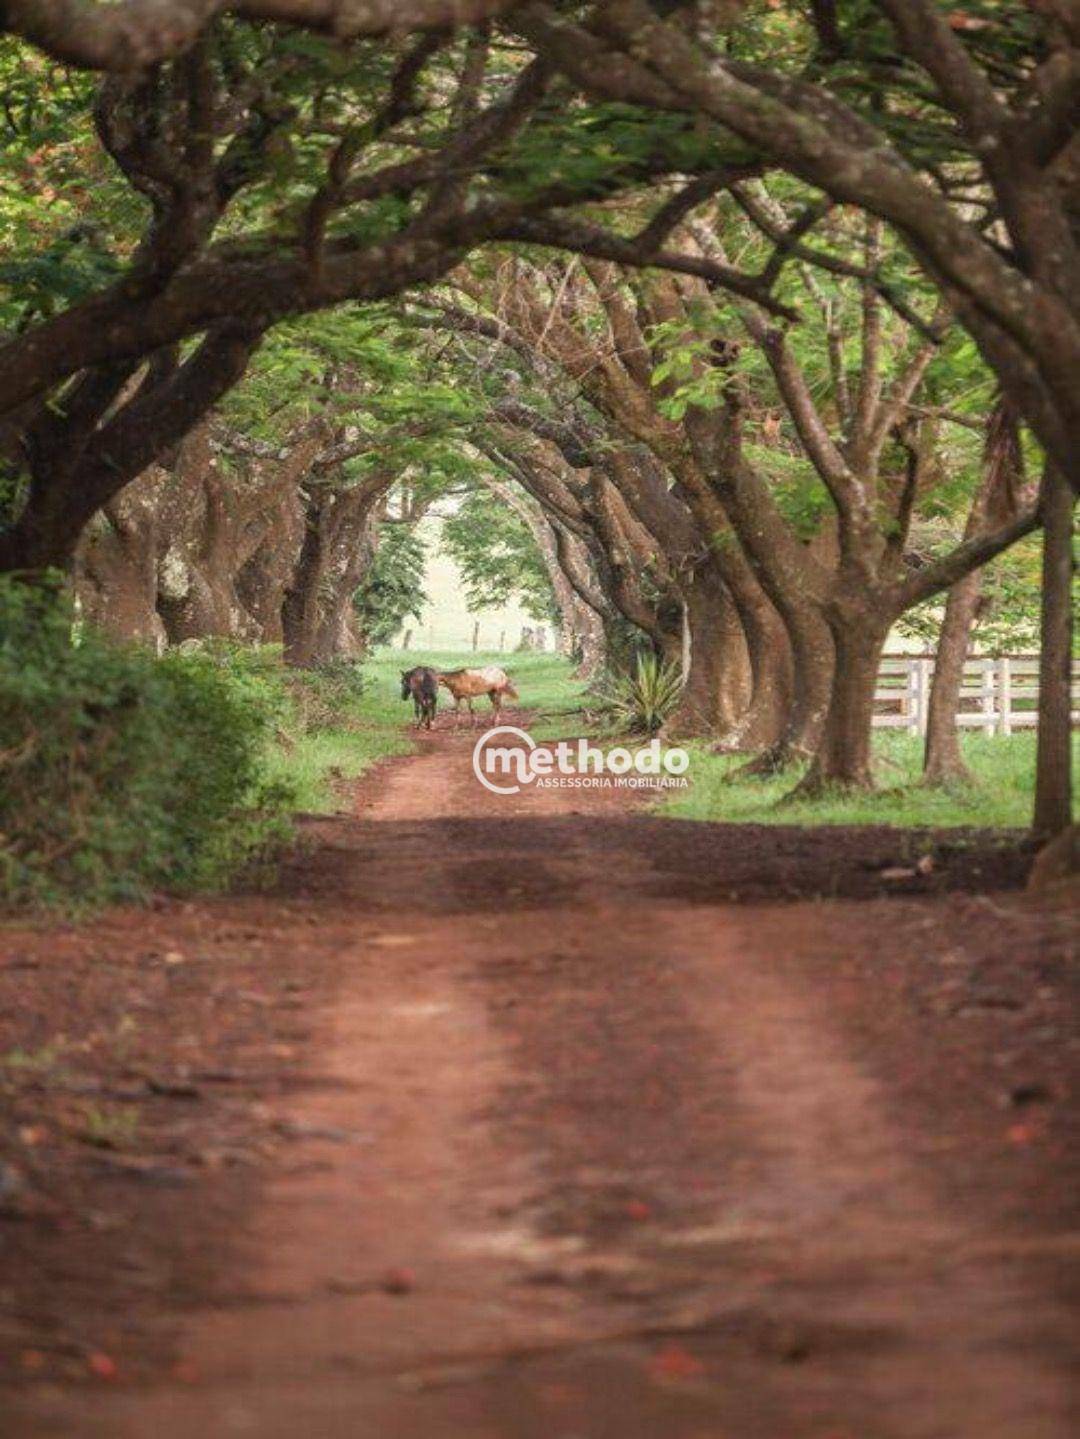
[185, 639, 370, 735]
[974, 539, 1047, 654]
[0, 581, 293, 912]
[441, 491, 557, 622]
[599, 653, 683, 736]
[895, 534, 1045, 653]
[285, 657, 369, 734]
[353, 524, 427, 648]
[265, 652, 414, 812]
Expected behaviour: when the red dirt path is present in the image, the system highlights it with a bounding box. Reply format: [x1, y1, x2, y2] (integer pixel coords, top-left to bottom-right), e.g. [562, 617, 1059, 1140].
[2, 720, 1077, 1437]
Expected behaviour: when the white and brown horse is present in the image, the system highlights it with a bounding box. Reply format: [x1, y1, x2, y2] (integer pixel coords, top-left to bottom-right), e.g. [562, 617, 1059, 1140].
[437, 666, 518, 727]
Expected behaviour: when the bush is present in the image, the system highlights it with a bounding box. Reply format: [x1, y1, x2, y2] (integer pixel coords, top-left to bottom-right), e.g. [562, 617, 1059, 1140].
[284, 658, 367, 735]
[165, 640, 366, 738]
[599, 653, 683, 735]
[0, 582, 293, 912]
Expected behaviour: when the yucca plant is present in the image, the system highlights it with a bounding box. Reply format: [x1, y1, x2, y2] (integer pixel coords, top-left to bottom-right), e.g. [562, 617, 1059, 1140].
[600, 652, 684, 734]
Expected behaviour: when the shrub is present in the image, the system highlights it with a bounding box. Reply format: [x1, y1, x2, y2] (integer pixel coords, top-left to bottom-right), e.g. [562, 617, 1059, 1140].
[599, 653, 683, 735]
[284, 658, 367, 735]
[0, 581, 293, 912]
[172, 640, 366, 738]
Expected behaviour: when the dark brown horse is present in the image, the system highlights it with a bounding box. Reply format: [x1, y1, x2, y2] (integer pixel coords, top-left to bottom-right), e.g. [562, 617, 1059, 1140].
[401, 666, 438, 730]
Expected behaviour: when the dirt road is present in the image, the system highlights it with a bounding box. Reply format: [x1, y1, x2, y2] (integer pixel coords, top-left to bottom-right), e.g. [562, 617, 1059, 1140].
[3, 722, 1078, 1437]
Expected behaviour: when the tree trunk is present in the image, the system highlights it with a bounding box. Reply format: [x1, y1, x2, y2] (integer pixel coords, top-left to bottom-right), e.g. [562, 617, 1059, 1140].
[796, 613, 890, 794]
[922, 571, 982, 785]
[924, 397, 1024, 786]
[733, 605, 833, 776]
[73, 472, 168, 649]
[0, 515, 71, 575]
[1032, 464, 1075, 840]
[236, 523, 300, 644]
[153, 428, 251, 644]
[283, 475, 390, 666]
[484, 479, 604, 675]
[0, 328, 259, 579]
[1027, 824, 1078, 890]
[586, 470, 682, 662]
[718, 593, 792, 751]
[572, 599, 606, 680]
[667, 569, 748, 737]
[281, 508, 324, 666]
[234, 468, 309, 644]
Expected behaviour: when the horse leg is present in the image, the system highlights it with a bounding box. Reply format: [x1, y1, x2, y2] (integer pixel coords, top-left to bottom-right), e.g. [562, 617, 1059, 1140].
[468, 697, 476, 728]
[489, 690, 501, 723]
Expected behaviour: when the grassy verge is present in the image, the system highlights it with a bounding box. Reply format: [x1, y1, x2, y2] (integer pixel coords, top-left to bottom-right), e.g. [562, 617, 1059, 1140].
[266, 727, 411, 812]
[357, 653, 1070, 832]
[660, 731, 1080, 830]
[285, 648, 1076, 833]
[266, 657, 416, 813]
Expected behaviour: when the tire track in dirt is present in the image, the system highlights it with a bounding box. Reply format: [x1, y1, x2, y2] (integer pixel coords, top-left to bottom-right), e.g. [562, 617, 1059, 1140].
[7, 723, 1076, 1437]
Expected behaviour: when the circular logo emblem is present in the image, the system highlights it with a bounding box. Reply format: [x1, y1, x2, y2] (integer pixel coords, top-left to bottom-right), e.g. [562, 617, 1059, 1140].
[472, 725, 536, 795]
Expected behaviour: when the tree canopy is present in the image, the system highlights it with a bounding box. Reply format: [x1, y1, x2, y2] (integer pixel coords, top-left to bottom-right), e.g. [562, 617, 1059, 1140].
[0, 0, 1074, 829]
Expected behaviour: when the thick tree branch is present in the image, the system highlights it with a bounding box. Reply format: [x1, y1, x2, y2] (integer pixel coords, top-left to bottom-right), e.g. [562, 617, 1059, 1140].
[1, 0, 515, 70]
[898, 504, 1041, 609]
[492, 215, 799, 321]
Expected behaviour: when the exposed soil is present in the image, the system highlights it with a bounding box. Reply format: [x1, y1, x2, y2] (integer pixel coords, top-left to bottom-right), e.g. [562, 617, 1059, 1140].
[1, 718, 1077, 1437]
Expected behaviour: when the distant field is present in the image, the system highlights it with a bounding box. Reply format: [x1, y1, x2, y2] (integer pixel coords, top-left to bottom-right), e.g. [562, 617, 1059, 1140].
[395, 518, 553, 653]
[368, 648, 589, 739]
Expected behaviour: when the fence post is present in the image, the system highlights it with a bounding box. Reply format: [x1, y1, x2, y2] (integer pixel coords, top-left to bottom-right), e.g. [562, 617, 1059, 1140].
[997, 656, 1012, 736]
[904, 658, 917, 735]
[979, 658, 995, 735]
[917, 657, 932, 736]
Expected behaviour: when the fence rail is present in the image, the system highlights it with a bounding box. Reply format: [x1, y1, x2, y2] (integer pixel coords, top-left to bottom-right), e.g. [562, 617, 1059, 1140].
[873, 655, 1080, 736]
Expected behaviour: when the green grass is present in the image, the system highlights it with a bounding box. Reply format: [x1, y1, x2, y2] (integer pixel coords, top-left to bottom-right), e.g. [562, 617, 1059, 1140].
[661, 730, 1080, 830]
[265, 658, 415, 812]
[266, 728, 409, 812]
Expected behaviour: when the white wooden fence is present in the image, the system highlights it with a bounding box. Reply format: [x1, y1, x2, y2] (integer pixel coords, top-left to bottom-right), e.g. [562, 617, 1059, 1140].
[873, 655, 1080, 736]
